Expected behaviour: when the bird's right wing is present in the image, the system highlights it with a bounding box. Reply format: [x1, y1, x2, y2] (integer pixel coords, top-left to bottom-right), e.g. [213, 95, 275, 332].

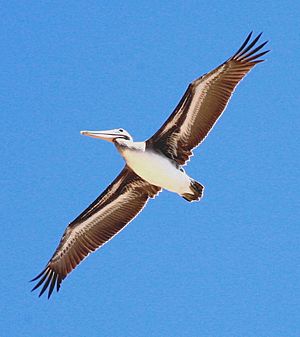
[31, 165, 161, 298]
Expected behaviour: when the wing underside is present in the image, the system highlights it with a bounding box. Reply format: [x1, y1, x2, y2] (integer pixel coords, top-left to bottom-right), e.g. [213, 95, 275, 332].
[31, 165, 161, 298]
[147, 32, 269, 165]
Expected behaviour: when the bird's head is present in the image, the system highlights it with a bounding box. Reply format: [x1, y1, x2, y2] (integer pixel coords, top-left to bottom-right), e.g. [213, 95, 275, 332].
[80, 128, 133, 143]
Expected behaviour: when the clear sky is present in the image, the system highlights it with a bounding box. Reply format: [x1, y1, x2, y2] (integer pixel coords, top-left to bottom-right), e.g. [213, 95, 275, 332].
[1, 1, 299, 336]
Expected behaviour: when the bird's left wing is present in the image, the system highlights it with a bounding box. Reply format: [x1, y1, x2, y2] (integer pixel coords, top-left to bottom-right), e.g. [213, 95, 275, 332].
[146, 32, 269, 165]
[31, 165, 160, 298]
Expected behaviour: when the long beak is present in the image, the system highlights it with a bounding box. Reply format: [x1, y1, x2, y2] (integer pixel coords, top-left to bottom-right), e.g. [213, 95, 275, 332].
[80, 130, 117, 142]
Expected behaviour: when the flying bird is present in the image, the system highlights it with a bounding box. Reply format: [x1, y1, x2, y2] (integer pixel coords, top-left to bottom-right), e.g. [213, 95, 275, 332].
[31, 32, 269, 298]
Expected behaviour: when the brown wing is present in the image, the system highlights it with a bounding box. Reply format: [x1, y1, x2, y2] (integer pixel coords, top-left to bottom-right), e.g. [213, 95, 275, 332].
[31, 165, 161, 298]
[146, 32, 269, 165]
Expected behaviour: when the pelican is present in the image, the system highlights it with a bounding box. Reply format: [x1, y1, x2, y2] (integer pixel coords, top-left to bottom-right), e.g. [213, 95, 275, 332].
[31, 32, 269, 298]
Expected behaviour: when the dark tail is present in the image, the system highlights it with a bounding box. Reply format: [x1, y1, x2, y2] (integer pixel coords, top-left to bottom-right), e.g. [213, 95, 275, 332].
[182, 180, 204, 202]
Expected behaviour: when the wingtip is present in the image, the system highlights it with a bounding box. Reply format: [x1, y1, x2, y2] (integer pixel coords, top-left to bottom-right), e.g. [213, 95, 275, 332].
[231, 31, 269, 63]
[30, 268, 47, 282]
[257, 31, 263, 39]
[31, 267, 61, 299]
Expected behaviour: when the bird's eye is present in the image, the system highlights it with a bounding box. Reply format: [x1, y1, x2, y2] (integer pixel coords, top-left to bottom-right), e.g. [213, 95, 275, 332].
[119, 129, 124, 132]
[180, 167, 184, 172]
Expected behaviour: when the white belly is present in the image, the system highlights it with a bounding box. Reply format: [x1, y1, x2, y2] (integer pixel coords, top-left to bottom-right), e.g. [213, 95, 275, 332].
[122, 149, 191, 194]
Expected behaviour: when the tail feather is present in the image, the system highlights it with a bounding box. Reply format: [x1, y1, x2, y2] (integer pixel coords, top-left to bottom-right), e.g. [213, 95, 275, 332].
[182, 180, 204, 202]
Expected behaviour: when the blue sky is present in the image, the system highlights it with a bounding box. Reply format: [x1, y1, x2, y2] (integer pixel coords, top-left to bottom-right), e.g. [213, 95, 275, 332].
[1, 1, 299, 336]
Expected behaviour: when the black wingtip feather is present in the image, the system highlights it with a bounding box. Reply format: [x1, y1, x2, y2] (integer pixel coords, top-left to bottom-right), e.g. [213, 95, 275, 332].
[235, 34, 261, 58]
[231, 32, 270, 64]
[30, 268, 47, 282]
[246, 50, 270, 63]
[234, 31, 253, 56]
[48, 273, 58, 299]
[38, 270, 53, 297]
[240, 40, 269, 60]
[57, 276, 62, 292]
[31, 267, 61, 298]
[31, 269, 50, 292]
